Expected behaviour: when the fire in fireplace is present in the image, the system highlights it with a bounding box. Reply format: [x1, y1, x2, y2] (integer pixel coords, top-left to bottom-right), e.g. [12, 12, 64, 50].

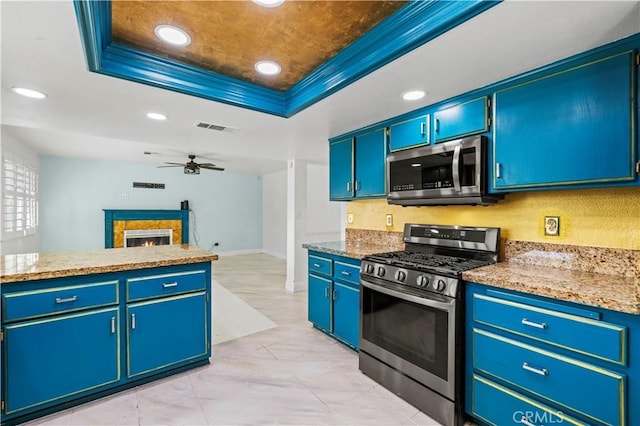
[124, 229, 173, 248]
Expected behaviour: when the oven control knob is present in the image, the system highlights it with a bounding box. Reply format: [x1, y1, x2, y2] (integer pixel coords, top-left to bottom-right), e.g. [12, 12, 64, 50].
[416, 275, 429, 287]
[434, 279, 447, 292]
[364, 264, 375, 274]
[376, 267, 386, 278]
[396, 270, 407, 282]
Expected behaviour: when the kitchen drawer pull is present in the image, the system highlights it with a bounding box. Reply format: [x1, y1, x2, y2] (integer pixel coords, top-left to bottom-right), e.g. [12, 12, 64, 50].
[313, 263, 322, 268]
[341, 271, 351, 276]
[495, 162, 502, 178]
[111, 316, 116, 334]
[162, 282, 178, 288]
[521, 318, 547, 329]
[55, 295, 78, 304]
[131, 313, 136, 330]
[522, 362, 548, 376]
[519, 416, 536, 426]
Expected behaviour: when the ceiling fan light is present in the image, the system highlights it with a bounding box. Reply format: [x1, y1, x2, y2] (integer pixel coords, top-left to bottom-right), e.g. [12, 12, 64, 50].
[154, 25, 191, 46]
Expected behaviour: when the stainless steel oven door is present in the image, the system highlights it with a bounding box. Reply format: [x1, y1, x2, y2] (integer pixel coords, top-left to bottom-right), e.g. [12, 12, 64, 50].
[360, 278, 457, 400]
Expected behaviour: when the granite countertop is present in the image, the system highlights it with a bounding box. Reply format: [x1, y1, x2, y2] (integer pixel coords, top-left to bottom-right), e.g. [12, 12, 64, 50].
[463, 241, 640, 315]
[302, 240, 393, 259]
[0, 244, 219, 284]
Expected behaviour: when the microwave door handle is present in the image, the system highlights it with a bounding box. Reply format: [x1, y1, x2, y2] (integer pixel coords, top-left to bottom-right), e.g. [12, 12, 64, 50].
[451, 143, 462, 192]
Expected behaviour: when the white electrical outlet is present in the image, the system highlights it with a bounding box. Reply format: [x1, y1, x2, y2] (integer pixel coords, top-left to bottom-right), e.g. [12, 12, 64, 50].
[347, 213, 354, 224]
[386, 214, 393, 227]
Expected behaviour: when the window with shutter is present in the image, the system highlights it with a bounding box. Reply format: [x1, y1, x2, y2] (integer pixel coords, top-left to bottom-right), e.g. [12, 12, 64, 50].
[2, 155, 38, 239]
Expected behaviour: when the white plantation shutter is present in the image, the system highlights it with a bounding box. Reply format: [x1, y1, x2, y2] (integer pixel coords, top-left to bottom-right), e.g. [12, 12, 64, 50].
[2, 156, 38, 238]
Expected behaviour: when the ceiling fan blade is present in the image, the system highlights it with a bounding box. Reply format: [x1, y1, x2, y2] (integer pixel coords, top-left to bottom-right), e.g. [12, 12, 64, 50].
[197, 162, 217, 167]
[163, 162, 187, 166]
[157, 165, 184, 168]
[200, 164, 225, 171]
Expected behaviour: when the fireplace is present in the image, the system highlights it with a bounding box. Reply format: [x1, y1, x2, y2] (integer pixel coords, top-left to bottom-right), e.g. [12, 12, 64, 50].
[124, 229, 173, 248]
[104, 210, 189, 248]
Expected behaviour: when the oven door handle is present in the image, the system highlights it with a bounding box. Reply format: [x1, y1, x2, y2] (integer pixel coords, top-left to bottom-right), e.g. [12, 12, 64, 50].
[361, 280, 455, 312]
[451, 143, 462, 192]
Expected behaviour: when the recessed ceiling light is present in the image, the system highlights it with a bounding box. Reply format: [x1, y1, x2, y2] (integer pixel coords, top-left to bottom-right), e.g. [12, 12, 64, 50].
[154, 25, 191, 46]
[12, 87, 47, 99]
[255, 61, 281, 76]
[402, 90, 426, 101]
[146, 112, 168, 121]
[252, 0, 285, 8]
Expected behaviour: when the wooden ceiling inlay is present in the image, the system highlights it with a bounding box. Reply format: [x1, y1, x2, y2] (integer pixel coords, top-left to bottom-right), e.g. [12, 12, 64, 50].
[110, 1, 407, 91]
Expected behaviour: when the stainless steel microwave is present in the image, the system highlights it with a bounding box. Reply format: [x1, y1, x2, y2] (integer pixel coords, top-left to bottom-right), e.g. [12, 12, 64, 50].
[387, 135, 503, 206]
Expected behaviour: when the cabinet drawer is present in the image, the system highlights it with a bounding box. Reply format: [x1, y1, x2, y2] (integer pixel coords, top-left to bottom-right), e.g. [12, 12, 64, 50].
[474, 328, 625, 426]
[333, 261, 360, 284]
[472, 375, 585, 426]
[473, 294, 626, 364]
[126, 270, 206, 301]
[3, 281, 119, 322]
[309, 255, 332, 277]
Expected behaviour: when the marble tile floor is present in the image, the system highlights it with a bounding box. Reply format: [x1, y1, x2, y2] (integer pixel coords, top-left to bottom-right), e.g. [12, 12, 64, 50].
[25, 254, 441, 426]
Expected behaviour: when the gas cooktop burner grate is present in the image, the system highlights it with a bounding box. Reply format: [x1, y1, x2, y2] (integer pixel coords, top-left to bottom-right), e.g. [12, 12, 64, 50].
[366, 250, 494, 274]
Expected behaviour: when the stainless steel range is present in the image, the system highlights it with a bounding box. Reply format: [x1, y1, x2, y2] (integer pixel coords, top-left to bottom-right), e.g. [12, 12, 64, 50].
[359, 223, 500, 426]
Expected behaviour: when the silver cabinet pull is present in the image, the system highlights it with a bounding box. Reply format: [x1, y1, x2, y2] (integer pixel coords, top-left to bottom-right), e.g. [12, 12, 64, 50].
[434, 118, 440, 133]
[522, 362, 548, 376]
[522, 318, 547, 329]
[495, 162, 502, 178]
[313, 263, 322, 268]
[346, 181, 352, 192]
[162, 282, 178, 288]
[420, 122, 426, 135]
[519, 416, 536, 426]
[355, 181, 361, 191]
[55, 295, 78, 304]
[324, 287, 330, 298]
[341, 271, 351, 276]
[111, 316, 116, 334]
[131, 313, 136, 330]
[332, 289, 338, 301]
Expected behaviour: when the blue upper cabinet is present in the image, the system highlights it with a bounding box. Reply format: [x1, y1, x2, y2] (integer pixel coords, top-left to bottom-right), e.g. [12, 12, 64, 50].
[329, 138, 354, 200]
[493, 51, 636, 191]
[329, 127, 387, 200]
[354, 127, 388, 198]
[433, 96, 490, 143]
[389, 114, 430, 151]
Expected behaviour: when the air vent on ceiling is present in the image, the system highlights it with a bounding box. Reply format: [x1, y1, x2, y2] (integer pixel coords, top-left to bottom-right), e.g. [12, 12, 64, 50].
[133, 182, 165, 189]
[194, 122, 238, 133]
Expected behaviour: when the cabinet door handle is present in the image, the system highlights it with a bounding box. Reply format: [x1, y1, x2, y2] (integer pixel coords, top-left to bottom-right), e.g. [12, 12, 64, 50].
[111, 316, 116, 334]
[495, 162, 502, 179]
[522, 362, 548, 376]
[519, 416, 536, 426]
[355, 181, 361, 191]
[347, 181, 352, 192]
[420, 122, 426, 135]
[313, 263, 322, 268]
[131, 313, 136, 330]
[324, 287, 330, 298]
[332, 289, 338, 301]
[55, 295, 78, 304]
[162, 282, 178, 288]
[521, 318, 547, 329]
[434, 118, 440, 133]
[341, 271, 351, 276]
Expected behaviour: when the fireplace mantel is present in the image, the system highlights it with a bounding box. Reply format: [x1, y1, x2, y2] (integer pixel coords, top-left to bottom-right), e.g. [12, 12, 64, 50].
[104, 209, 189, 248]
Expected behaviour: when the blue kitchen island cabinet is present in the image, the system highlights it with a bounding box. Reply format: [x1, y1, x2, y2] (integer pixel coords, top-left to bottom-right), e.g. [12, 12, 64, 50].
[307, 251, 361, 349]
[329, 127, 387, 200]
[465, 282, 640, 426]
[492, 50, 636, 191]
[433, 96, 490, 143]
[0, 246, 217, 426]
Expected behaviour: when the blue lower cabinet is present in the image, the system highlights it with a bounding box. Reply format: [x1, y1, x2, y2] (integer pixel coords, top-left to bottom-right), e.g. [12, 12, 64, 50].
[332, 282, 360, 348]
[472, 375, 586, 426]
[127, 292, 208, 378]
[308, 275, 331, 331]
[307, 251, 360, 350]
[4, 308, 120, 415]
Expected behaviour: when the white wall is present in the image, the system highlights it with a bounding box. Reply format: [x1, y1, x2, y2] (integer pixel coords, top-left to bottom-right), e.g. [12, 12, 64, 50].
[39, 156, 263, 253]
[0, 129, 40, 255]
[262, 169, 287, 258]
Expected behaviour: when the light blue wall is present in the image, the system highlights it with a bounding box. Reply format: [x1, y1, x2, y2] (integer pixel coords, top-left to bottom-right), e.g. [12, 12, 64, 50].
[39, 156, 263, 253]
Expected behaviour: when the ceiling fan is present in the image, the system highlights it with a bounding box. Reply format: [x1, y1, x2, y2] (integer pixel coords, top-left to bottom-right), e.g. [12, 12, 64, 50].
[158, 154, 225, 174]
